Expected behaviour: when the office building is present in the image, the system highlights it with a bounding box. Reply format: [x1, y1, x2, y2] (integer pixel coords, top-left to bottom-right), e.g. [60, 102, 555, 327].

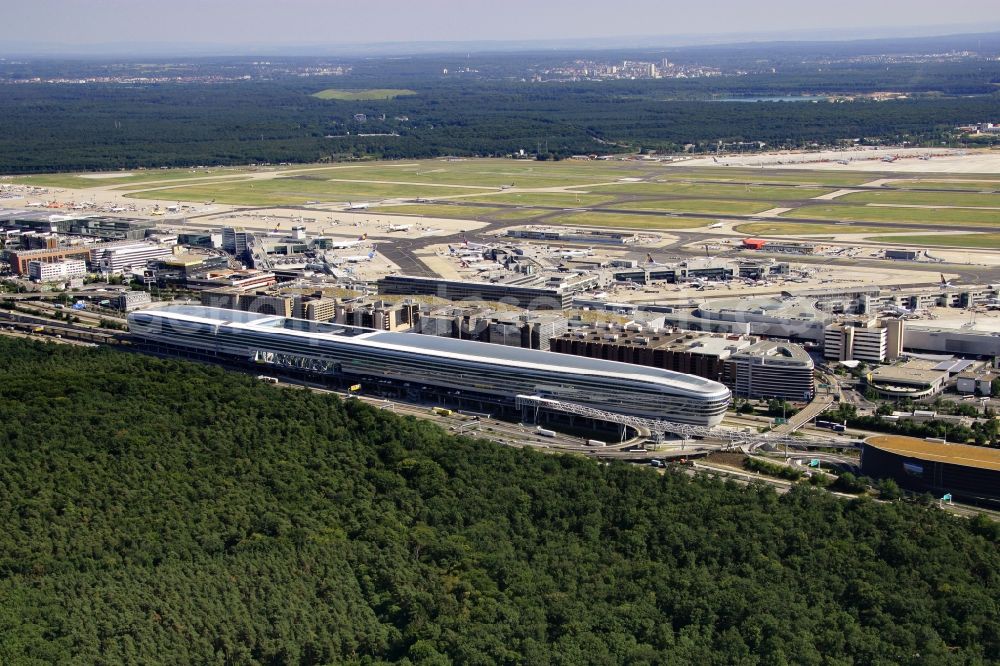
[722, 340, 815, 401]
[378, 275, 575, 310]
[177, 232, 223, 248]
[201, 288, 341, 322]
[68, 217, 156, 240]
[129, 306, 732, 426]
[147, 255, 231, 285]
[89, 242, 172, 274]
[222, 227, 252, 255]
[20, 233, 60, 250]
[116, 290, 152, 312]
[7, 246, 92, 275]
[551, 324, 814, 401]
[185, 269, 277, 291]
[0, 213, 155, 240]
[824, 317, 904, 363]
[416, 307, 567, 350]
[297, 297, 337, 323]
[550, 325, 752, 381]
[202, 288, 295, 317]
[334, 299, 419, 331]
[27, 258, 87, 283]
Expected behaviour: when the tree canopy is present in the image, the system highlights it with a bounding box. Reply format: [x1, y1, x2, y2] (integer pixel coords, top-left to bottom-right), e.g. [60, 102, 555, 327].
[1, 78, 998, 172]
[0, 337, 998, 664]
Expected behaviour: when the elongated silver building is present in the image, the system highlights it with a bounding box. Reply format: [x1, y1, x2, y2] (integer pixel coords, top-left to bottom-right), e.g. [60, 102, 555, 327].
[129, 305, 731, 426]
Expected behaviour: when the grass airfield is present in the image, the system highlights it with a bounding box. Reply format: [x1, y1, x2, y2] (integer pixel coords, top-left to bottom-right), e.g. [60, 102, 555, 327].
[311, 88, 417, 101]
[6, 155, 1000, 242]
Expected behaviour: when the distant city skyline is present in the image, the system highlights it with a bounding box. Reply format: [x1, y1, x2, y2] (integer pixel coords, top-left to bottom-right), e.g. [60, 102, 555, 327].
[4, 0, 1000, 56]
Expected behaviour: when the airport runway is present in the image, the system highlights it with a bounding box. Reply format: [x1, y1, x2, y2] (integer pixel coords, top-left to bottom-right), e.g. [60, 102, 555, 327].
[377, 213, 1000, 284]
[414, 198, 1000, 234]
[167, 166, 1000, 281]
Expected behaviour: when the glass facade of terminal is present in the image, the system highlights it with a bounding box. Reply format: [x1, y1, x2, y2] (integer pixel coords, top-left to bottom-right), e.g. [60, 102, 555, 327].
[131, 307, 731, 426]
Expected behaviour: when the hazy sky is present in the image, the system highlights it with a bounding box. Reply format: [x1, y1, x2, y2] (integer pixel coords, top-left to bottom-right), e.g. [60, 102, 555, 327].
[5, 0, 1000, 52]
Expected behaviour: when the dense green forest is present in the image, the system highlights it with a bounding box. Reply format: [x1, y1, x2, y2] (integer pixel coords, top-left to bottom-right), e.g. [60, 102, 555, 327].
[826, 403, 1000, 447]
[1, 337, 998, 664]
[1, 54, 999, 172]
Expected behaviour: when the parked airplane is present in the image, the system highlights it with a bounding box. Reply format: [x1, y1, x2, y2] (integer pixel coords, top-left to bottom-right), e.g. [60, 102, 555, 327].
[462, 238, 489, 251]
[880, 304, 914, 317]
[448, 244, 483, 257]
[689, 277, 724, 290]
[741, 277, 768, 286]
[328, 234, 368, 249]
[940, 273, 956, 289]
[646, 253, 669, 267]
[341, 246, 378, 263]
[387, 223, 412, 232]
[557, 248, 593, 259]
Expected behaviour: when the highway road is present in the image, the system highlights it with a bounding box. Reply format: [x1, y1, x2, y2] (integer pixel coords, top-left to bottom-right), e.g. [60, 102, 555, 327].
[17, 299, 128, 325]
[685, 457, 999, 521]
[265, 377, 695, 459]
[4, 311, 996, 520]
[761, 449, 861, 473]
[770, 398, 833, 434]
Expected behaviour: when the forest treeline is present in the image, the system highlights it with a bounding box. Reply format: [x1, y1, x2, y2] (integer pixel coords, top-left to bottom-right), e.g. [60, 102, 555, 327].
[0, 337, 998, 664]
[1, 76, 998, 172]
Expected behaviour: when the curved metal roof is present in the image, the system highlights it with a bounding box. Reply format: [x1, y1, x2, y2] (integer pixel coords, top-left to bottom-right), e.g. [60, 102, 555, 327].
[139, 305, 729, 398]
[866, 435, 1000, 472]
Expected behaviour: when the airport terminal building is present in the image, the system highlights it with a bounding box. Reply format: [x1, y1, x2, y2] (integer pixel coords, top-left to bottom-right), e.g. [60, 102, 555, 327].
[129, 306, 731, 426]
